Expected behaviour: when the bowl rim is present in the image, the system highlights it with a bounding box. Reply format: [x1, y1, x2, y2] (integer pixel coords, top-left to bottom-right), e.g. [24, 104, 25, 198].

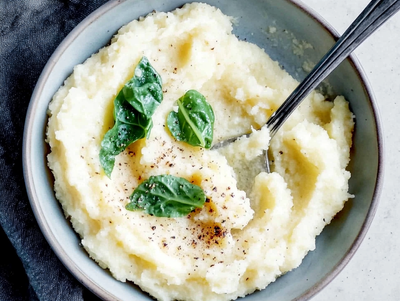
[288, 1, 384, 299]
[22, 0, 385, 300]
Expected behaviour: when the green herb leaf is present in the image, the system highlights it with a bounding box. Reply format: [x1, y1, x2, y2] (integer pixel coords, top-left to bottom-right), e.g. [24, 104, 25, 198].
[99, 93, 153, 177]
[100, 57, 162, 177]
[126, 175, 206, 218]
[167, 90, 214, 148]
[122, 56, 163, 118]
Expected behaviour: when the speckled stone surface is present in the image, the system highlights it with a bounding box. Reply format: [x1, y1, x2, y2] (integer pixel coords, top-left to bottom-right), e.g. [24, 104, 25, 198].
[302, 0, 400, 300]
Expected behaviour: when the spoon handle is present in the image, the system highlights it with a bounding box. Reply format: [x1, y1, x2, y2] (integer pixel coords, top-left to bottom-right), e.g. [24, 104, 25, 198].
[267, 0, 400, 137]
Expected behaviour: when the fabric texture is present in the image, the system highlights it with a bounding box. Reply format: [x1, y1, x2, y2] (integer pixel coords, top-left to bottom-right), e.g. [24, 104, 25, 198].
[0, 1, 110, 300]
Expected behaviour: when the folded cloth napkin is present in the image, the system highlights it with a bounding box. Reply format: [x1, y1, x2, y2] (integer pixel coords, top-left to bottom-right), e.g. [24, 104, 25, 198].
[0, 1, 110, 300]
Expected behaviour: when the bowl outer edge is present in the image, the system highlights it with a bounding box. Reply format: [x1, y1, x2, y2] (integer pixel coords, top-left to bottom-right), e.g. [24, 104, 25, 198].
[22, 0, 385, 300]
[286, 0, 385, 300]
[22, 0, 125, 299]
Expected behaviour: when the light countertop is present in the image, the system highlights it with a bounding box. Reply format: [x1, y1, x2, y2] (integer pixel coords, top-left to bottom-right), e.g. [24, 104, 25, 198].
[301, 0, 399, 300]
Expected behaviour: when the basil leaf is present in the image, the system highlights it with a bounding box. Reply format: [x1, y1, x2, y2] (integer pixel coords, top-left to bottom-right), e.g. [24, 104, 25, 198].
[100, 57, 162, 177]
[122, 56, 163, 118]
[167, 90, 214, 149]
[126, 175, 206, 218]
[99, 93, 153, 177]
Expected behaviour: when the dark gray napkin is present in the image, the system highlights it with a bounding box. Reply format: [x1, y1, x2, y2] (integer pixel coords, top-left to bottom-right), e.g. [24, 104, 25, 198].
[0, 1, 110, 300]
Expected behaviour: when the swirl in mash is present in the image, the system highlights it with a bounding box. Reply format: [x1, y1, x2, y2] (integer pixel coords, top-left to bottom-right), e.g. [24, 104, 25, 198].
[46, 3, 354, 301]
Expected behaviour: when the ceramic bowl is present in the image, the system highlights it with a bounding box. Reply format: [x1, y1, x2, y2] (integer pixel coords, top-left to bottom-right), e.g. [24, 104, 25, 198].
[22, 0, 384, 300]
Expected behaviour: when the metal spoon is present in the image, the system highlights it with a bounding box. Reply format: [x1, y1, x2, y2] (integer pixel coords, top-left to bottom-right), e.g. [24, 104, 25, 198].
[212, 0, 400, 172]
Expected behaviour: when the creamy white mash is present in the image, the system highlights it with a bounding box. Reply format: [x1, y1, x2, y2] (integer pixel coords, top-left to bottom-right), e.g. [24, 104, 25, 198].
[46, 3, 354, 301]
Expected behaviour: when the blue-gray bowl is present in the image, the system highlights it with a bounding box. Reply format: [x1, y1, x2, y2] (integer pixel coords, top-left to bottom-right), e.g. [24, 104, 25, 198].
[22, 0, 384, 300]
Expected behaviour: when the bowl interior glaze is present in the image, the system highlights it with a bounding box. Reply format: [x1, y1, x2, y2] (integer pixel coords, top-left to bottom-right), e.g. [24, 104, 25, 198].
[23, 0, 383, 300]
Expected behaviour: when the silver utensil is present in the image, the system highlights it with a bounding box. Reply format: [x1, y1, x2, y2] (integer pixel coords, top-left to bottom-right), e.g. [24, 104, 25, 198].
[212, 0, 400, 172]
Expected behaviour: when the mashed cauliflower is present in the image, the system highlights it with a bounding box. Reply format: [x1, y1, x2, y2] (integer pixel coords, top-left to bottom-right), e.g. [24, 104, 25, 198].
[46, 3, 354, 301]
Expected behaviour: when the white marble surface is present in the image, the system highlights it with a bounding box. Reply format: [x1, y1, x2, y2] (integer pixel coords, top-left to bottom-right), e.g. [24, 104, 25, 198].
[299, 0, 400, 300]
